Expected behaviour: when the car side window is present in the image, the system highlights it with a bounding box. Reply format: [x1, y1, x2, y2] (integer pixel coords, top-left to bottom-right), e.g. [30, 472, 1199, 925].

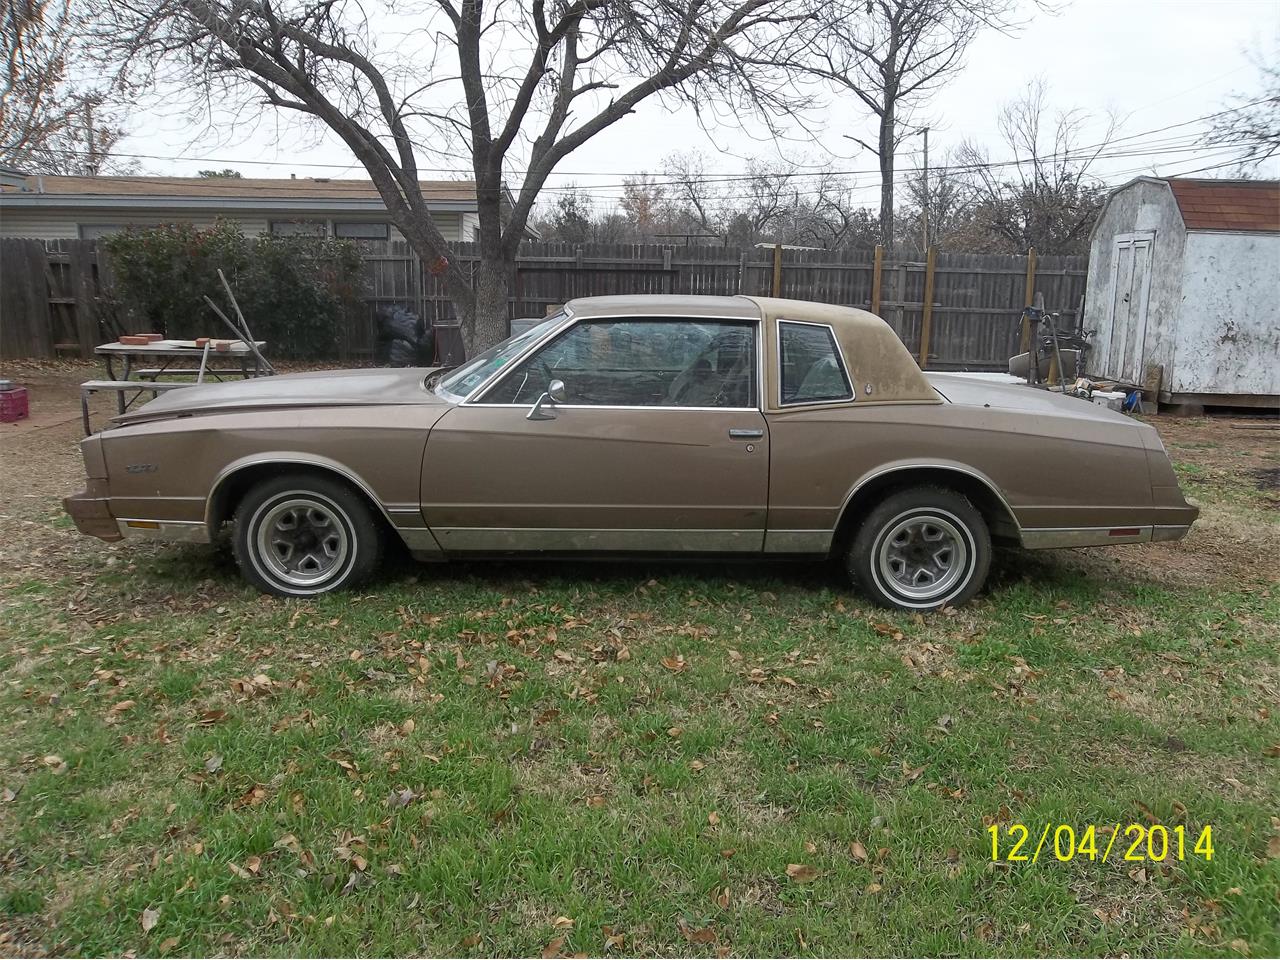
[477, 319, 757, 408]
[778, 320, 853, 405]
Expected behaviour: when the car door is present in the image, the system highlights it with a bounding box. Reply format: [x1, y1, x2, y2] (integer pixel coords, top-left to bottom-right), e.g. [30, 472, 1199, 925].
[421, 316, 769, 552]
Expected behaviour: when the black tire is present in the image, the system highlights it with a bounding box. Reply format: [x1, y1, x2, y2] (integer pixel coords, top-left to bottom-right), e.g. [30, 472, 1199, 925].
[847, 485, 991, 611]
[232, 473, 383, 597]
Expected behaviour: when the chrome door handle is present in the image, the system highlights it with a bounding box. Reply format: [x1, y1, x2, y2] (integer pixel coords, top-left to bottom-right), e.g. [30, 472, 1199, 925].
[728, 428, 764, 440]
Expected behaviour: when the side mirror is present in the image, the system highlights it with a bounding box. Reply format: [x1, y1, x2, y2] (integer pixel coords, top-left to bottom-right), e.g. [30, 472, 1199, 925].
[527, 378, 567, 421]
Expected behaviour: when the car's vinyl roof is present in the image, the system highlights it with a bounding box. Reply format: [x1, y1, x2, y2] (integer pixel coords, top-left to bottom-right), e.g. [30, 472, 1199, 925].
[565, 294, 760, 320]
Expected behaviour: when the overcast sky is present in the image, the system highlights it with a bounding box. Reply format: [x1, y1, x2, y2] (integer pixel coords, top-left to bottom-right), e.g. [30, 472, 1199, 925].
[120, 0, 1280, 208]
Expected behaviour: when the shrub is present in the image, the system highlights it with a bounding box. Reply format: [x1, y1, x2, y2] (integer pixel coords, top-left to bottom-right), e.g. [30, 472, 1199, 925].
[102, 222, 365, 360]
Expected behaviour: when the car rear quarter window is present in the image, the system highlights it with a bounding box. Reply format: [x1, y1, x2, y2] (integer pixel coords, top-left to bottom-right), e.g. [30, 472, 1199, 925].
[778, 320, 853, 405]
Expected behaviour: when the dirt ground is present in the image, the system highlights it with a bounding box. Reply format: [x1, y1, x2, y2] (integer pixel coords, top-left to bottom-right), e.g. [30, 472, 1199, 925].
[1, 360, 1277, 595]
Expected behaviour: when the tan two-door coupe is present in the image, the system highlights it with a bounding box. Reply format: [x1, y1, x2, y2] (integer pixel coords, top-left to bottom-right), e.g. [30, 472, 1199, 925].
[64, 295, 1198, 610]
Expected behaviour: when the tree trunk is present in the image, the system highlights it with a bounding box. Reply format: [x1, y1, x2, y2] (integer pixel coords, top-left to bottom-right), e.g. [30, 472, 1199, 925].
[878, 104, 896, 252]
[461, 257, 511, 355]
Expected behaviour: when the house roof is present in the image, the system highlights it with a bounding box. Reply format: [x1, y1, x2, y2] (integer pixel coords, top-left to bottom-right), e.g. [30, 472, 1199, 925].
[1166, 178, 1280, 233]
[0, 174, 478, 201]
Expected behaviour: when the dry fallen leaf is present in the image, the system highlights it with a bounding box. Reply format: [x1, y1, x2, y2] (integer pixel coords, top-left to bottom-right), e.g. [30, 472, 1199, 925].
[204, 754, 223, 774]
[461, 933, 482, 948]
[552, 916, 575, 929]
[400, 718, 416, 736]
[678, 920, 717, 944]
[849, 840, 869, 861]
[660, 655, 687, 673]
[786, 863, 820, 883]
[141, 906, 161, 932]
[603, 926, 625, 950]
[707, 810, 720, 826]
[158, 936, 179, 952]
[541, 936, 565, 959]
[1267, 836, 1280, 860]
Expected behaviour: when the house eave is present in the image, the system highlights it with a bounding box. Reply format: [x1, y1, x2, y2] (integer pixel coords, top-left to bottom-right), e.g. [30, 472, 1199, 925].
[0, 194, 479, 214]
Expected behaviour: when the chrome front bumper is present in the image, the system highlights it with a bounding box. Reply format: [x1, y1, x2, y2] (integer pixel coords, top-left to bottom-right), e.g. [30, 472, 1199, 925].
[63, 481, 122, 541]
[64, 483, 211, 544]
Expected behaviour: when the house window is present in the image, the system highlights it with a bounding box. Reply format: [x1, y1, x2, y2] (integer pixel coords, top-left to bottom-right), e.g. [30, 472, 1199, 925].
[79, 224, 129, 239]
[269, 220, 326, 236]
[334, 221, 389, 239]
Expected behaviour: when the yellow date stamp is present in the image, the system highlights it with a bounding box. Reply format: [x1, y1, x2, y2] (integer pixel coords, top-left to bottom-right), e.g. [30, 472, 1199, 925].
[988, 823, 1214, 863]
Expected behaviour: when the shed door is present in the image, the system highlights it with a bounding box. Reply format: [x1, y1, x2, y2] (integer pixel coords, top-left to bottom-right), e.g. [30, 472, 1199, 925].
[1104, 232, 1155, 383]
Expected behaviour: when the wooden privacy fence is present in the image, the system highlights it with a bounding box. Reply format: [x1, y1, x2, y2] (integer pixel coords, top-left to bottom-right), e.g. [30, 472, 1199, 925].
[0, 238, 104, 359]
[359, 241, 1087, 370]
[2, 237, 1087, 369]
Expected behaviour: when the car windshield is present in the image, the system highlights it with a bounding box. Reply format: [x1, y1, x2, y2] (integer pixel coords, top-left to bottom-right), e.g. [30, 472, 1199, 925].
[435, 314, 564, 399]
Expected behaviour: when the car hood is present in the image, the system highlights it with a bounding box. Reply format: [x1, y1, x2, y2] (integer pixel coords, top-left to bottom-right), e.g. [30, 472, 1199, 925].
[112, 367, 447, 424]
[927, 373, 1135, 425]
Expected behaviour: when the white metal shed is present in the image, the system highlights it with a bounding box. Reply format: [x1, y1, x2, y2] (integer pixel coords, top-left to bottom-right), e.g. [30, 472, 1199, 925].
[1082, 177, 1279, 407]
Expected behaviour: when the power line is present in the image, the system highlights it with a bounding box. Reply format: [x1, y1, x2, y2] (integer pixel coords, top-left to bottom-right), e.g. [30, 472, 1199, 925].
[24, 98, 1270, 191]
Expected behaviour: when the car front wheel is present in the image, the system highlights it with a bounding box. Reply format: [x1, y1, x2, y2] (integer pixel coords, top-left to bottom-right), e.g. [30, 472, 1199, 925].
[233, 474, 383, 597]
[848, 486, 991, 611]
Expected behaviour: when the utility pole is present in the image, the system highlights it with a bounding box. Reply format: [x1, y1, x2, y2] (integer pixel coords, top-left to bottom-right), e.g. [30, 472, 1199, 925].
[84, 101, 99, 177]
[921, 126, 930, 252]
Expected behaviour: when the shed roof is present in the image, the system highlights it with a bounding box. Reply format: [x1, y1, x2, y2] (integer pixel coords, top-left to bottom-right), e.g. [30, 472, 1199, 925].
[0, 174, 477, 201]
[1166, 178, 1280, 233]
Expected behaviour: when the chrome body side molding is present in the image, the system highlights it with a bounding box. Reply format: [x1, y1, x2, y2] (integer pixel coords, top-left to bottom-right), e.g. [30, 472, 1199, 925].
[763, 529, 834, 553]
[1018, 525, 1192, 549]
[432, 527, 764, 553]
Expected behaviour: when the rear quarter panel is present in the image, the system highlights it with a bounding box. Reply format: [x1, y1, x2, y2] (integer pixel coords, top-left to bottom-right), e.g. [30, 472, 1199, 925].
[766, 400, 1159, 536]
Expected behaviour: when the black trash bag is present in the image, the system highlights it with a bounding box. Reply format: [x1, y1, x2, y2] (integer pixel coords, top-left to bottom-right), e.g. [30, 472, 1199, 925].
[374, 305, 436, 366]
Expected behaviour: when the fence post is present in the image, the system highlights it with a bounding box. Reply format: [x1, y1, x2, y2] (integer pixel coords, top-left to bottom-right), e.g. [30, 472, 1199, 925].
[918, 245, 937, 369]
[1020, 246, 1037, 353]
[771, 243, 783, 297]
[871, 244, 883, 316]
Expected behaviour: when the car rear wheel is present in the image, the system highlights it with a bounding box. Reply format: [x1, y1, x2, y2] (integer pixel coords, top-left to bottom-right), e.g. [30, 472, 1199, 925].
[847, 486, 990, 611]
[233, 474, 383, 597]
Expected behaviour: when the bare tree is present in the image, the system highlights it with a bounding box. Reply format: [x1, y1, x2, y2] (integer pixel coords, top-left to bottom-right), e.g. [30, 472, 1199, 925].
[900, 147, 973, 251]
[955, 79, 1112, 254]
[97, 0, 824, 351]
[804, 0, 1020, 250]
[619, 173, 670, 237]
[1204, 38, 1280, 169]
[1, 0, 131, 173]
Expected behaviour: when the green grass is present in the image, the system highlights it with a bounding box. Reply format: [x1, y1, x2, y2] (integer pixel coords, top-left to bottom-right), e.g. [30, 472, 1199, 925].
[2, 489, 1278, 955]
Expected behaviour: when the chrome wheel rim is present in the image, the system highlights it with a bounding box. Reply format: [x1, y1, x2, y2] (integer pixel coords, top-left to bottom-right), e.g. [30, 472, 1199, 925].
[876, 511, 969, 602]
[254, 496, 350, 588]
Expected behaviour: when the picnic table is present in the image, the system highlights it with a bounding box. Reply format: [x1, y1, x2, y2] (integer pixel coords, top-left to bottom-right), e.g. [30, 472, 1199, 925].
[94, 339, 269, 382]
[81, 339, 270, 435]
